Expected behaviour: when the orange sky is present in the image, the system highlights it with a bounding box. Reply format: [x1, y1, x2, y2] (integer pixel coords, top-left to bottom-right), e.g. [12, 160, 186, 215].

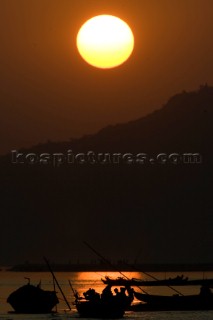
[0, 0, 213, 154]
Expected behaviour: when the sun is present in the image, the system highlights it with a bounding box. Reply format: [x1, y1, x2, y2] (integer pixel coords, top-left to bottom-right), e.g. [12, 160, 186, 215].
[76, 15, 134, 69]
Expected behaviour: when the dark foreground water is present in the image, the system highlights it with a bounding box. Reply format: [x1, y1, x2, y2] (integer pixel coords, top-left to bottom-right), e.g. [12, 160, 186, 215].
[0, 271, 213, 320]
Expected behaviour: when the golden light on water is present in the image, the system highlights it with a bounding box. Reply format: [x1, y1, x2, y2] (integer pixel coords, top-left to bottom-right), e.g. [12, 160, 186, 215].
[76, 271, 142, 281]
[76, 15, 134, 69]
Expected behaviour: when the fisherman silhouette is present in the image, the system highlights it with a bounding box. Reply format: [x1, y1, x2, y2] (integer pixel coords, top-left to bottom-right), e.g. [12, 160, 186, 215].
[101, 285, 113, 301]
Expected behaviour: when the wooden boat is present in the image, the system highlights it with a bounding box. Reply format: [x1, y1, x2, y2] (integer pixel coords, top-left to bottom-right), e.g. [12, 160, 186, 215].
[7, 282, 59, 313]
[102, 276, 213, 287]
[75, 285, 133, 318]
[132, 286, 213, 311]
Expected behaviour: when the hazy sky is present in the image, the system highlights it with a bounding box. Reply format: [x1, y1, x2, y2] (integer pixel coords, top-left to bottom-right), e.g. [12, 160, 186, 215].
[1, 0, 213, 154]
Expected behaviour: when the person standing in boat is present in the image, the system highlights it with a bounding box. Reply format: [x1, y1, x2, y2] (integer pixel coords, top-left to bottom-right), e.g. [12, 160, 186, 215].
[101, 285, 113, 301]
[125, 285, 134, 303]
[114, 286, 134, 307]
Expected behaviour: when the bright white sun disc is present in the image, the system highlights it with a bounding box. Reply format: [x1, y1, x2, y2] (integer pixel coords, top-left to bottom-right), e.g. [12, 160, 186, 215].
[76, 15, 134, 69]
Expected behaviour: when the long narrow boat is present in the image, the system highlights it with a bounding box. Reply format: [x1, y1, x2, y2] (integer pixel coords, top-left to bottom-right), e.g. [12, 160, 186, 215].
[7, 283, 59, 313]
[132, 287, 213, 311]
[102, 276, 213, 287]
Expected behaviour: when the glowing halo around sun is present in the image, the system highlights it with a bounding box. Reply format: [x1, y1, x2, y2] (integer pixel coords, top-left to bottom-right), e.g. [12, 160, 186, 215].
[76, 15, 134, 69]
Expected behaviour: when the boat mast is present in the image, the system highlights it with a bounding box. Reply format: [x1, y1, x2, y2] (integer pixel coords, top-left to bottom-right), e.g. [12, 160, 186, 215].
[43, 257, 71, 310]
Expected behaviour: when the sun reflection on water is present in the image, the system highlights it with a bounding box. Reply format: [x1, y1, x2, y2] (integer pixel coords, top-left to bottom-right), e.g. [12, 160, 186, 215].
[75, 271, 142, 281]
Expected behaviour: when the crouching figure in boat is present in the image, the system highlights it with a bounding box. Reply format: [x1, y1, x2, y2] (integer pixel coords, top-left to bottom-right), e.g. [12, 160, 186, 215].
[75, 284, 134, 318]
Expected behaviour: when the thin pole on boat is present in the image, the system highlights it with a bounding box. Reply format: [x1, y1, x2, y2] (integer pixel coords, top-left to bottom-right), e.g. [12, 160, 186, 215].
[83, 241, 148, 294]
[53, 277, 58, 312]
[43, 257, 71, 310]
[68, 280, 78, 299]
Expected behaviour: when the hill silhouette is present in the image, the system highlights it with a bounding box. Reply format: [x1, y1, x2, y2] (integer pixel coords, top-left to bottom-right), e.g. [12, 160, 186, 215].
[0, 85, 212, 266]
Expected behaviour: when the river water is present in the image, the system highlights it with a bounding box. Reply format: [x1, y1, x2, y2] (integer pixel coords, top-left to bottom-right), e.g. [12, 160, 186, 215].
[0, 271, 213, 320]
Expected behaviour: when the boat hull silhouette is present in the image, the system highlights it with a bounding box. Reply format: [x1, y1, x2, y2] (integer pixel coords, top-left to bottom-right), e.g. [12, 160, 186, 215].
[102, 276, 213, 287]
[7, 284, 59, 313]
[133, 290, 213, 311]
[76, 299, 126, 318]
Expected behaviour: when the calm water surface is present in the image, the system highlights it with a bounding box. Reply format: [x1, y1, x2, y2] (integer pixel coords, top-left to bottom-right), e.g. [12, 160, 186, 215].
[0, 271, 213, 320]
